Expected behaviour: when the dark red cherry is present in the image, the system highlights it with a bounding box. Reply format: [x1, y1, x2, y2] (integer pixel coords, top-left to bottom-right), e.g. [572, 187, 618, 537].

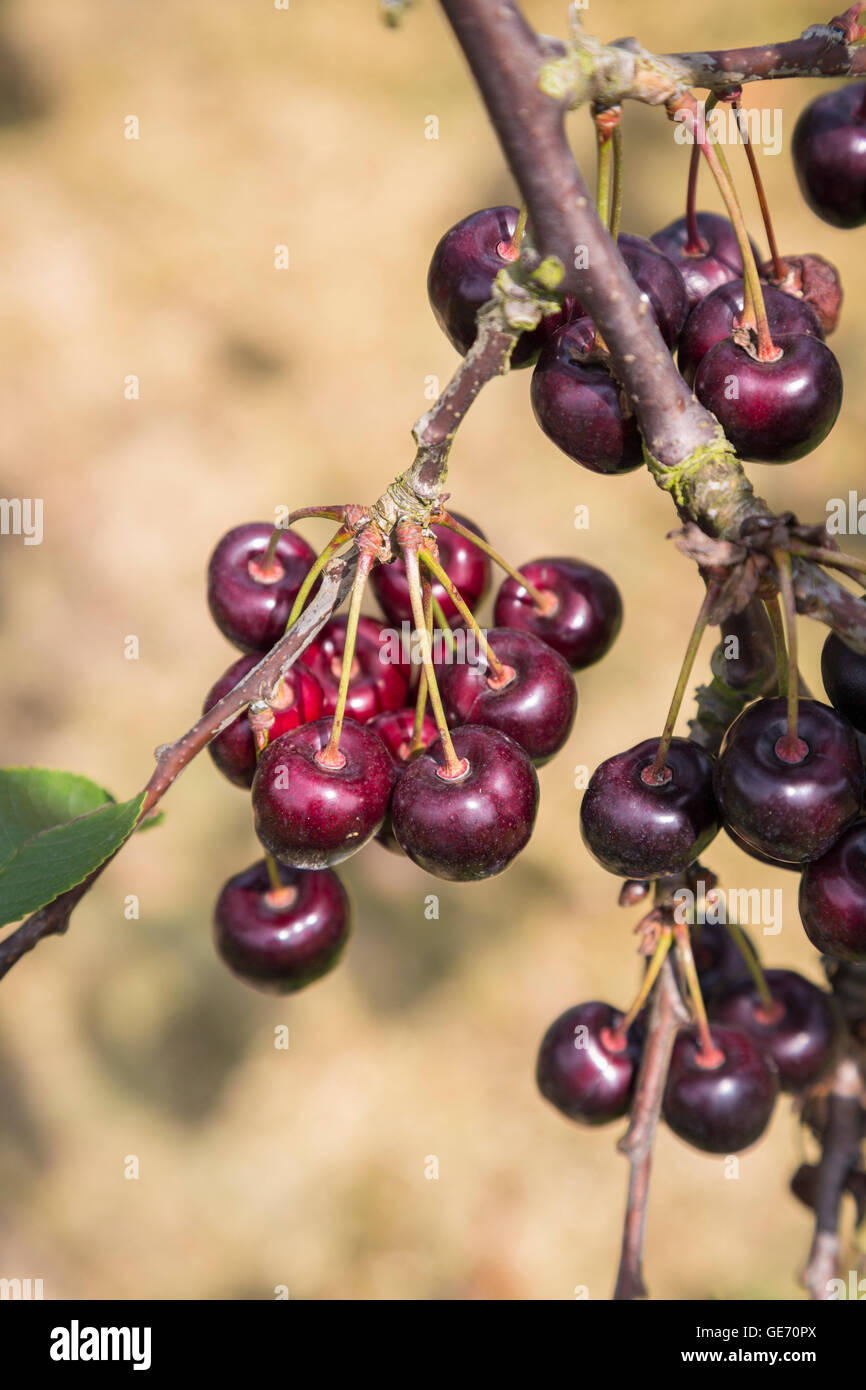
[580, 737, 720, 879]
[709, 969, 841, 1093]
[793, 83, 866, 228]
[616, 233, 689, 348]
[531, 322, 644, 475]
[391, 724, 539, 880]
[213, 858, 350, 993]
[369, 511, 490, 628]
[694, 333, 843, 463]
[800, 820, 866, 962]
[651, 211, 755, 311]
[536, 1001, 641, 1125]
[207, 522, 316, 653]
[663, 1025, 779, 1154]
[725, 821, 801, 871]
[437, 628, 576, 765]
[299, 615, 408, 722]
[366, 706, 438, 852]
[715, 698, 863, 864]
[203, 654, 324, 789]
[427, 206, 564, 367]
[493, 556, 622, 670]
[822, 628, 866, 733]
[691, 920, 759, 1001]
[252, 718, 395, 869]
[678, 278, 822, 387]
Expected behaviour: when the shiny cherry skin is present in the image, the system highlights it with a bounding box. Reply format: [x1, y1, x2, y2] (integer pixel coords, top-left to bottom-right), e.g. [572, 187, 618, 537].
[678, 278, 822, 387]
[793, 82, 866, 228]
[691, 921, 759, 1001]
[694, 332, 843, 463]
[531, 321, 644, 475]
[536, 1002, 642, 1125]
[213, 858, 350, 993]
[203, 654, 324, 789]
[616, 233, 689, 348]
[580, 736, 720, 879]
[366, 706, 438, 852]
[822, 628, 866, 733]
[391, 724, 539, 881]
[800, 820, 866, 962]
[709, 969, 841, 1093]
[369, 511, 491, 628]
[725, 821, 801, 871]
[300, 615, 408, 722]
[714, 697, 863, 864]
[427, 206, 563, 366]
[437, 628, 577, 765]
[651, 211, 753, 310]
[663, 1025, 779, 1154]
[252, 718, 395, 869]
[207, 522, 316, 653]
[493, 556, 623, 670]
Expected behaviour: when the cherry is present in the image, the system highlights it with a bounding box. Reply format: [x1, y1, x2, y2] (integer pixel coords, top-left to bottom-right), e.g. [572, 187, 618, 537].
[580, 737, 720, 879]
[252, 718, 395, 869]
[616, 233, 689, 349]
[493, 556, 623, 670]
[663, 1025, 779, 1154]
[300, 615, 408, 722]
[677, 278, 822, 388]
[691, 921, 759, 1001]
[437, 628, 577, 765]
[391, 724, 539, 880]
[759, 253, 843, 337]
[800, 820, 866, 962]
[822, 628, 866, 733]
[714, 698, 863, 864]
[369, 511, 491, 628]
[694, 333, 843, 464]
[793, 83, 866, 228]
[536, 1001, 642, 1125]
[366, 706, 438, 852]
[651, 212, 753, 311]
[207, 522, 316, 653]
[213, 858, 350, 993]
[531, 321, 644, 475]
[427, 206, 563, 367]
[203, 654, 324, 789]
[709, 969, 841, 1093]
[725, 822, 801, 871]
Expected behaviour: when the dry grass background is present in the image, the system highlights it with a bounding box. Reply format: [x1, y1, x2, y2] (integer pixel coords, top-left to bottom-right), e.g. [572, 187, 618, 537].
[0, 0, 864, 1300]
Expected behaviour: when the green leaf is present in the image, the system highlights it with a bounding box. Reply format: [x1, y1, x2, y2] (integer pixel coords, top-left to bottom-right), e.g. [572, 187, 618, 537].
[0, 768, 144, 927]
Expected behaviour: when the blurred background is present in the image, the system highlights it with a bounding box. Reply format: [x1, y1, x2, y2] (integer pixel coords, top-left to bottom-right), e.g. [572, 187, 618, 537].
[0, 0, 863, 1300]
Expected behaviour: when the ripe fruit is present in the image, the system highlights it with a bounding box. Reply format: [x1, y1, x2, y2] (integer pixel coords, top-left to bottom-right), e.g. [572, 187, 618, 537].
[693, 333, 843, 464]
[725, 822, 801, 871]
[369, 511, 491, 628]
[580, 737, 720, 879]
[391, 724, 539, 880]
[709, 969, 841, 1092]
[617, 233, 689, 348]
[427, 206, 562, 366]
[202, 654, 324, 789]
[793, 83, 866, 228]
[677, 279, 822, 388]
[800, 820, 866, 962]
[663, 1025, 779, 1154]
[651, 212, 751, 311]
[531, 322, 644, 474]
[252, 719, 395, 869]
[536, 1002, 641, 1124]
[207, 522, 316, 653]
[300, 615, 408, 721]
[366, 706, 438, 852]
[213, 858, 350, 993]
[437, 627, 577, 764]
[714, 698, 863, 864]
[493, 556, 623, 670]
[821, 628, 866, 733]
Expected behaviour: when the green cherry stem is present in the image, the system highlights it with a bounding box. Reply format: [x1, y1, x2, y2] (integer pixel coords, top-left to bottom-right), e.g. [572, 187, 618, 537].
[646, 581, 720, 784]
[610, 124, 624, 241]
[409, 578, 434, 755]
[762, 594, 789, 697]
[725, 920, 779, 1015]
[419, 547, 512, 686]
[673, 921, 724, 1068]
[596, 124, 612, 225]
[429, 593, 457, 654]
[683, 92, 718, 251]
[788, 542, 866, 592]
[605, 928, 673, 1049]
[774, 549, 807, 762]
[284, 526, 351, 632]
[316, 544, 376, 771]
[732, 99, 785, 283]
[434, 511, 556, 613]
[260, 506, 348, 572]
[400, 531, 467, 780]
[498, 204, 528, 262]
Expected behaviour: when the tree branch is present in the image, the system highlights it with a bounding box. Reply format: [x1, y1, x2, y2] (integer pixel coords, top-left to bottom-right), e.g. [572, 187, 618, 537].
[801, 1057, 864, 1299]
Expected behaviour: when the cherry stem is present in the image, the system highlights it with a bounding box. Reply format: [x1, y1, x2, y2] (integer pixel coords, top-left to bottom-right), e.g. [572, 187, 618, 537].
[264, 853, 284, 895]
[673, 921, 724, 1068]
[789, 542, 866, 592]
[648, 581, 719, 782]
[419, 546, 509, 683]
[284, 526, 350, 632]
[262, 507, 347, 570]
[509, 204, 528, 257]
[400, 535, 466, 779]
[684, 139, 703, 251]
[409, 578, 434, 755]
[610, 124, 624, 242]
[609, 928, 673, 1045]
[725, 920, 776, 1013]
[429, 593, 457, 654]
[434, 511, 553, 612]
[774, 549, 806, 761]
[732, 99, 785, 282]
[762, 594, 789, 698]
[596, 124, 612, 225]
[318, 547, 376, 769]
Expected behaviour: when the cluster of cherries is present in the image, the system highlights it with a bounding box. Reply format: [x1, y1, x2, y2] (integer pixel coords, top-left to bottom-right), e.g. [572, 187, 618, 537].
[203, 512, 622, 996]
